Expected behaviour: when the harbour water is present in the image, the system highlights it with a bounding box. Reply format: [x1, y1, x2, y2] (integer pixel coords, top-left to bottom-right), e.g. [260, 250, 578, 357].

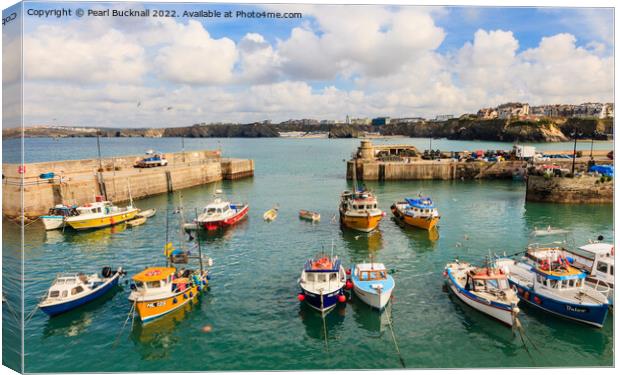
[2, 137, 614, 371]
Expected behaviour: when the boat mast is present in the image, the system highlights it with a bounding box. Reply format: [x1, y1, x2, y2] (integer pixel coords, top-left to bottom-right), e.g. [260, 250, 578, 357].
[195, 207, 204, 274]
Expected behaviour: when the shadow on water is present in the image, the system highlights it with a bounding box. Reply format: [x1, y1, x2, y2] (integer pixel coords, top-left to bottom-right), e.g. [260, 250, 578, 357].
[191, 220, 249, 245]
[41, 287, 123, 339]
[61, 223, 129, 246]
[298, 303, 346, 341]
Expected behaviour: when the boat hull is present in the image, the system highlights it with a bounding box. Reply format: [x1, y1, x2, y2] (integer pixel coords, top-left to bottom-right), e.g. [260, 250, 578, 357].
[299, 286, 344, 313]
[40, 215, 65, 230]
[445, 269, 516, 326]
[199, 205, 249, 231]
[352, 284, 392, 310]
[40, 274, 121, 316]
[340, 212, 382, 232]
[510, 281, 609, 328]
[66, 209, 138, 230]
[132, 285, 202, 323]
[391, 205, 439, 230]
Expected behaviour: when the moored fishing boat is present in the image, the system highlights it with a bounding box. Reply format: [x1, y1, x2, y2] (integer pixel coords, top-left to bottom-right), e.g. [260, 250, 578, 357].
[65, 197, 138, 230]
[339, 189, 384, 232]
[444, 260, 520, 326]
[263, 206, 278, 221]
[391, 197, 440, 230]
[299, 210, 320, 222]
[137, 208, 157, 218]
[194, 198, 249, 231]
[298, 254, 347, 313]
[40, 204, 78, 230]
[495, 255, 609, 327]
[350, 261, 395, 310]
[39, 266, 125, 316]
[127, 216, 147, 227]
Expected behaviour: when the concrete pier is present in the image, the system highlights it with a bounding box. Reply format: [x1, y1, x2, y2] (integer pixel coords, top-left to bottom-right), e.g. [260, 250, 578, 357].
[2, 150, 254, 219]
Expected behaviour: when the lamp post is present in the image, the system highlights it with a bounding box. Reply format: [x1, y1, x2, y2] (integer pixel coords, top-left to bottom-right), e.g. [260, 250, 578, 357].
[570, 128, 582, 176]
[96, 130, 103, 171]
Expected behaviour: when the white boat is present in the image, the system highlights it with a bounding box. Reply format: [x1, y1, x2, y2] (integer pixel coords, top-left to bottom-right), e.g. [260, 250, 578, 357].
[137, 208, 157, 218]
[39, 267, 124, 316]
[40, 205, 78, 230]
[299, 210, 320, 222]
[444, 260, 520, 326]
[557, 243, 613, 305]
[194, 198, 249, 231]
[350, 262, 395, 310]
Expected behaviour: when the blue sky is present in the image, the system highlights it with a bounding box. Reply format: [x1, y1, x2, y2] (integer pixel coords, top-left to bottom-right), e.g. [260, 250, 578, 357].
[4, 2, 615, 127]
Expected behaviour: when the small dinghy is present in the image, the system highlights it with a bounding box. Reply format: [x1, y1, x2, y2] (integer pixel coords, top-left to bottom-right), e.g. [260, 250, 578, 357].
[40, 205, 78, 230]
[298, 254, 347, 313]
[263, 206, 279, 222]
[350, 261, 395, 310]
[299, 210, 320, 222]
[444, 260, 520, 326]
[137, 208, 157, 218]
[39, 266, 125, 316]
[127, 216, 147, 227]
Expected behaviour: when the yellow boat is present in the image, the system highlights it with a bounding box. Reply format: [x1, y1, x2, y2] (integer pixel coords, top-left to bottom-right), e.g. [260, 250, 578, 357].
[128, 266, 208, 323]
[391, 197, 440, 231]
[263, 206, 278, 222]
[65, 200, 138, 230]
[339, 190, 384, 232]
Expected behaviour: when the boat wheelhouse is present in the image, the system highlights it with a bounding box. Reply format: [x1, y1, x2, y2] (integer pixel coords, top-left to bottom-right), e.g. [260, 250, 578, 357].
[194, 198, 249, 231]
[298, 255, 347, 313]
[350, 262, 395, 310]
[444, 261, 519, 326]
[39, 266, 124, 316]
[495, 256, 609, 328]
[391, 197, 440, 230]
[565, 243, 614, 304]
[339, 190, 384, 232]
[64, 199, 138, 230]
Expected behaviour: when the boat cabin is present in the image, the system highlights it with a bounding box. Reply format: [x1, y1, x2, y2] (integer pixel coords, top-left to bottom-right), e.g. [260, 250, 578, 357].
[132, 267, 177, 294]
[569, 243, 614, 285]
[48, 205, 78, 217]
[301, 257, 344, 286]
[354, 263, 388, 281]
[341, 190, 378, 211]
[404, 197, 437, 217]
[533, 263, 586, 290]
[75, 201, 119, 215]
[45, 274, 92, 302]
[202, 199, 232, 217]
[465, 268, 510, 293]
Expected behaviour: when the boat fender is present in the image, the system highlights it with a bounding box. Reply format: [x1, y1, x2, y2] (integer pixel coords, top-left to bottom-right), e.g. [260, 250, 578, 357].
[197, 286, 201, 292]
[206, 275, 211, 281]
[297, 294, 305, 302]
[338, 295, 347, 303]
[130, 283, 137, 291]
[173, 298, 178, 304]
[183, 293, 188, 300]
[533, 296, 542, 305]
[189, 292, 193, 298]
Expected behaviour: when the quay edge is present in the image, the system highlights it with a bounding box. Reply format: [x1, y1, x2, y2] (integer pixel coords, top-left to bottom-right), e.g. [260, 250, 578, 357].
[2, 150, 254, 220]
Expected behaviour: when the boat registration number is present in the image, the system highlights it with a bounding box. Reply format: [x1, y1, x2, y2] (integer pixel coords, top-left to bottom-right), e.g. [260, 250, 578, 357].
[146, 301, 166, 308]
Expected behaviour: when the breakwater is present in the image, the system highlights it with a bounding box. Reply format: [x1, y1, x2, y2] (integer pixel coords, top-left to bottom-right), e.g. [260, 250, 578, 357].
[2, 150, 254, 219]
[526, 175, 613, 203]
[347, 140, 611, 181]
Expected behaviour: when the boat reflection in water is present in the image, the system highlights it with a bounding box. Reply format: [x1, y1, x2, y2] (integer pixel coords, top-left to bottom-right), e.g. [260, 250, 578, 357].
[392, 217, 439, 248]
[349, 294, 390, 335]
[340, 229, 383, 255]
[42, 289, 120, 339]
[297, 302, 346, 341]
[131, 300, 200, 360]
[62, 223, 128, 246]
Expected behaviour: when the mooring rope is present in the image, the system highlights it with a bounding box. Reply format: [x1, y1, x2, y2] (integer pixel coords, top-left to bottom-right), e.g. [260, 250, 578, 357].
[113, 300, 136, 348]
[385, 302, 406, 368]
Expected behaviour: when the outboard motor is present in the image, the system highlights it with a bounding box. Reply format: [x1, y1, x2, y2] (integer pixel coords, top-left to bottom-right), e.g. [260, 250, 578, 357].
[101, 266, 113, 278]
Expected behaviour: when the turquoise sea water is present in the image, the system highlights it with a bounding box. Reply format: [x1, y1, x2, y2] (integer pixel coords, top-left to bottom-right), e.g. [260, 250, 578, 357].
[2, 137, 614, 371]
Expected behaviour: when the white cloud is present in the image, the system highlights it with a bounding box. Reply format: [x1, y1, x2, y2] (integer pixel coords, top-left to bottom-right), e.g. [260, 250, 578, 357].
[154, 20, 238, 85]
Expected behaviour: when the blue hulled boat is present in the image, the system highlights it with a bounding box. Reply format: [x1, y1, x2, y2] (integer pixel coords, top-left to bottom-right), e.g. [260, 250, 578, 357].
[39, 266, 125, 316]
[298, 255, 347, 313]
[495, 257, 609, 328]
